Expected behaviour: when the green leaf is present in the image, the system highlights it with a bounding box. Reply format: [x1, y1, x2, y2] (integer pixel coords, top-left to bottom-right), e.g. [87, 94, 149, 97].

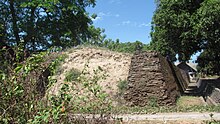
[43, 111, 50, 122]
[0, 73, 6, 80]
[15, 64, 23, 73]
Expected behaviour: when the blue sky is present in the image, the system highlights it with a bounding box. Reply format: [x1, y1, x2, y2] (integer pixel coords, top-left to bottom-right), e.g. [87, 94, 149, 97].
[87, 0, 156, 44]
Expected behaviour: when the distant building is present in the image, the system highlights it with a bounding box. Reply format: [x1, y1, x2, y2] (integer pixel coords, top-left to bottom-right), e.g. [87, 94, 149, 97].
[175, 62, 198, 82]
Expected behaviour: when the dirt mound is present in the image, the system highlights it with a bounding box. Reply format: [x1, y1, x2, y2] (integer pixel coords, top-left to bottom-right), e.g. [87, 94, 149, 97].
[49, 47, 132, 96]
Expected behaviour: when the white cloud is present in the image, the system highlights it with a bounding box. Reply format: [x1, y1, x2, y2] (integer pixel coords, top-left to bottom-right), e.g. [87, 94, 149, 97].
[91, 12, 120, 22]
[98, 12, 107, 17]
[138, 22, 151, 27]
[91, 16, 102, 22]
[115, 14, 120, 17]
[122, 21, 131, 25]
[117, 21, 151, 28]
[109, 0, 122, 4]
[99, 12, 120, 18]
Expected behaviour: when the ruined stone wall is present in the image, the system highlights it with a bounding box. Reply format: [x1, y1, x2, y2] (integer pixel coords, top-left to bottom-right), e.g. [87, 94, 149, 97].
[209, 88, 220, 104]
[170, 63, 189, 92]
[124, 51, 181, 106]
[202, 79, 220, 105]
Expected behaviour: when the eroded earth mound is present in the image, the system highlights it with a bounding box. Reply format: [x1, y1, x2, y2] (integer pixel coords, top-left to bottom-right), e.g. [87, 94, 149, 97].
[49, 47, 132, 97]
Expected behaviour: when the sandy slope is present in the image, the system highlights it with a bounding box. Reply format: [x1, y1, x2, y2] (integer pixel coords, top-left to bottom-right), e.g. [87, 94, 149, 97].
[49, 47, 132, 96]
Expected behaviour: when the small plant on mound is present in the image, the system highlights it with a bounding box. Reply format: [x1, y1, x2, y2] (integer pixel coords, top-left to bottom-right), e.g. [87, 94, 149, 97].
[64, 68, 81, 82]
[117, 79, 128, 96]
[148, 96, 159, 107]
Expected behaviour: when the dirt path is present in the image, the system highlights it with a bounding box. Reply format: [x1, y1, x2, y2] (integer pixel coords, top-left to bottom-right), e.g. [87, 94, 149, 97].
[74, 113, 220, 123]
[114, 112, 220, 121]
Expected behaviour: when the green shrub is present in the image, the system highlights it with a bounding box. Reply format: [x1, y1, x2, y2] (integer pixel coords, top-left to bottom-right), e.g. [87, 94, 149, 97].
[0, 49, 66, 123]
[148, 96, 159, 107]
[64, 68, 81, 82]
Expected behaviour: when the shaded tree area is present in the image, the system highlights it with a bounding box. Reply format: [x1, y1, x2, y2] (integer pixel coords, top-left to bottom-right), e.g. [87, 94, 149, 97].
[0, 0, 99, 73]
[196, 0, 220, 75]
[197, 50, 220, 75]
[150, 0, 203, 62]
[151, 0, 220, 75]
[0, 0, 96, 51]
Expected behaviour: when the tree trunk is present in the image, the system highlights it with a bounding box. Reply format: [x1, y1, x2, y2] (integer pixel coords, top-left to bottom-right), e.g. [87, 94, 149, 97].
[9, 0, 20, 45]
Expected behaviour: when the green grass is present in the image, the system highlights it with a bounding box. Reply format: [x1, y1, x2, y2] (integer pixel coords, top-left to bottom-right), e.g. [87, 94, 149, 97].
[117, 80, 128, 96]
[177, 96, 204, 107]
[110, 96, 220, 114]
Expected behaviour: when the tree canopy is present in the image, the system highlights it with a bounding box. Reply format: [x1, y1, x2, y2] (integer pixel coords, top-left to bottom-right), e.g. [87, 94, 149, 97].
[151, 0, 220, 75]
[0, 0, 96, 51]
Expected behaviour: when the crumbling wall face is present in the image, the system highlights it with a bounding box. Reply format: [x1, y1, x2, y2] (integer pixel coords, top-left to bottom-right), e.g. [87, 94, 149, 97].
[124, 51, 180, 106]
[210, 88, 220, 104]
[203, 79, 220, 105]
[158, 54, 181, 105]
[178, 69, 190, 90]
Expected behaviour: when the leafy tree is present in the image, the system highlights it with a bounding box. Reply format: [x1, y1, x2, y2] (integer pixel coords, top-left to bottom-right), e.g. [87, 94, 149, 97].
[86, 26, 106, 46]
[0, 0, 96, 51]
[151, 0, 220, 75]
[0, 24, 4, 44]
[195, 0, 220, 75]
[151, 0, 203, 62]
[197, 50, 220, 75]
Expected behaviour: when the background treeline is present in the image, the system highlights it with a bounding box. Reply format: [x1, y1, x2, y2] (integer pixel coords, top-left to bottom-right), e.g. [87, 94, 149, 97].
[85, 38, 151, 53]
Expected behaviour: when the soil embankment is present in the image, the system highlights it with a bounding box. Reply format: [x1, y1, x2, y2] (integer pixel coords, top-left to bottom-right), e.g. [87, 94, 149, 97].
[49, 47, 132, 96]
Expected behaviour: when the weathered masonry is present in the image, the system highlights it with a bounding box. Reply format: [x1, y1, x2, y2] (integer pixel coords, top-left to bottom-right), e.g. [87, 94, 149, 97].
[124, 51, 188, 106]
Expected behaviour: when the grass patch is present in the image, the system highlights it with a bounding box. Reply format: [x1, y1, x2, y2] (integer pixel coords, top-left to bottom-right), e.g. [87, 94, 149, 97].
[117, 79, 128, 96]
[64, 68, 81, 82]
[177, 96, 205, 107]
